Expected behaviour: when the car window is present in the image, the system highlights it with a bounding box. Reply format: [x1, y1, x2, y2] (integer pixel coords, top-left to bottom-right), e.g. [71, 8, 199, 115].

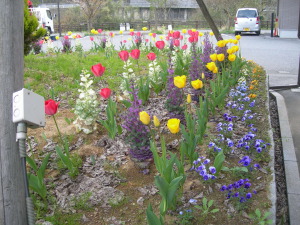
[46, 10, 52, 20]
[237, 10, 257, 18]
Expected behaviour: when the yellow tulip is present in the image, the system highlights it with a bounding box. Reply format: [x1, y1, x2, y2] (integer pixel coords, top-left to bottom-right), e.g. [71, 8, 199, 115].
[191, 79, 203, 90]
[94, 31, 99, 35]
[45, 36, 49, 40]
[210, 53, 217, 62]
[206, 62, 217, 72]
[67, 31, 72, 36]
[159, 36, 164, 40]
[149, 33, 153, 36]
[235, 35, 241, 40]
[217, 53, 225, 62]
[232, 46, 239, 53]
[201, 72, 205, 79]
[209, 31, 214, 36]
[142, 27, 148, 31]
[182, 29, 187, 34]
[167, 118, 180, 134]
[199, 32, 204, 37]
[217, 40, 226, 48]
[228, 54, 236, 62]
[187, 94, 192, 103]
[249, 94, 257, 98]
[232, 39, 238, 44]
[72, 35, 76, 39]
[129, 29, 134, 32]
[174, 75, 187, 88]
[55, 36, 59, 40]
[139, 111, 150, 125]
[213, 67, 218, 74]
[169, 30, 174, 34]
[192, 28, 196, 32]
[91, 29, 96, 34]
[119, 30, 123, 34]
[227, 48, 233, 54]
[153, 116, 160, 127]
[128, 37, 132, 41]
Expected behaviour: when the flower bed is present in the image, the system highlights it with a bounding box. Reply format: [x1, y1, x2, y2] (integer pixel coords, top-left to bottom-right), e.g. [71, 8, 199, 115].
[26, 29, 274, 225]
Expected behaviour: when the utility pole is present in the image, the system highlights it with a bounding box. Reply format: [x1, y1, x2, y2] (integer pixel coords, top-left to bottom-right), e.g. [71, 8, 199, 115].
[57, 0, 61, 36]
[195, 0, 223, 41]
[0, 0, 27, 224]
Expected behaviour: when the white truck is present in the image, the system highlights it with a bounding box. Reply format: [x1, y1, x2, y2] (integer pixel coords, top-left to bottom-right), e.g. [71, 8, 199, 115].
[30, 7, 54, 34]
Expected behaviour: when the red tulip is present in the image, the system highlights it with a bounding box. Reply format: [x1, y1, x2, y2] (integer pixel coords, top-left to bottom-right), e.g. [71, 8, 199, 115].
[64, 35, 69, 39]
[180, 35, 183, 40]
[99, 88, 111, 99]
[91, 63, 106, 77]
[145, 39, 149, 42]
[188, 36, 198, 43]
[155, 41, 165, 50]
[130, 49, 140, 60]
[165, 36, 170, 41]
[76, 34, 82, 38]
[98, 29, 102, 33]
[173, 31, 181, 39]
[45, 99, 60, 115]
[90, 36, 94, 41]
[129, 31, 135, 36]
[182, 44, 187, 50]
[118, 50, 129, 61]
[173, 39, 180, 47]
[123, 40, 127, 43]
[152, 33, 157, 38]
[188, 30, 193, 36]
[147, 52, 156, 61]
[136, 31, 141, 37]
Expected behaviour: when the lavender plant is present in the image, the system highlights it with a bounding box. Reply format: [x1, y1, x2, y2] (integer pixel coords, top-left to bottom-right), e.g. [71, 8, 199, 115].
[61, 38, 72, 53]
[122, 83, 152, 162]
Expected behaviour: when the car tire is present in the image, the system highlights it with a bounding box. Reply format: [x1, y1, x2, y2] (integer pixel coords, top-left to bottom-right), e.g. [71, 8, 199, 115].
[235, 31, 239, 35]
[255, 31, 260, 35]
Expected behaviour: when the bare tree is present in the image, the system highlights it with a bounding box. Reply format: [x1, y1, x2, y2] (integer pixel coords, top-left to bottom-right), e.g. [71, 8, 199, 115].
[70, 0, 107, 31]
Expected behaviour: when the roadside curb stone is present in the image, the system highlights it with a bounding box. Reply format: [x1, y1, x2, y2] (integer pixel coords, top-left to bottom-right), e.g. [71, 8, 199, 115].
[270, 90, 300, 225]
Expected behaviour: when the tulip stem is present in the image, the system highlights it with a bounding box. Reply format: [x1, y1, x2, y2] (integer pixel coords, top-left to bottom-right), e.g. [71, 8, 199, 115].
[52, 115, 65, 149]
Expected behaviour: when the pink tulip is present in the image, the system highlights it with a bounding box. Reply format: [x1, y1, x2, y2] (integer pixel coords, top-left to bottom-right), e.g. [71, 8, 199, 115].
[98, 29, 103, 33]
[136, 32, 141, 37]
[147, 52, 156, 61]
[180, 35, 183, 40]
[181, 44, 188, 50]
[173, 31, 181, 39]
[118, 50, 129, 61]
[64, 35, 69, 39]
[45, 99, 60, 115]
[91, 63, 106, 77]
[165, 36, 170, 41]
[99, 88, 111, 99]
[129, 31, 135, 36]
[130, 49, 140, 60]
[155, 41, 165, 50]
[173, 39, 180, 47]
[145, 39, 149, 42]
[152, 33, 157, 38]
[90, 36, 94, 41]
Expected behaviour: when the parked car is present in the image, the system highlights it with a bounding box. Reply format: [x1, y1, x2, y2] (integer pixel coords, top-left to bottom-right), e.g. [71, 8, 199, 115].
[234, 8, 261, 35]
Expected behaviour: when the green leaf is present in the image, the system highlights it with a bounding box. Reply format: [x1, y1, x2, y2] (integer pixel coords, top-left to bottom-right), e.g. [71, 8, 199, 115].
[214, 151, 225, 175]
[26, 156, 38, 172]
[146, 204, 164, 225]
[39, 153, 51, 178]
[210, 209, 219, 213]
[208, 199, 214, 208]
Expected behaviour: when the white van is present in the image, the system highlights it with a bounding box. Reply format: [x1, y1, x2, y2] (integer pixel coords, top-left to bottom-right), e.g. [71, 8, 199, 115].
[30, 8, 54, 34]
[234, 8, 261, 35]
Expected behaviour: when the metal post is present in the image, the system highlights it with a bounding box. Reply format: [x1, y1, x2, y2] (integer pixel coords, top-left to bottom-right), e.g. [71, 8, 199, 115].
[57, 0, 61, 36]
[0, 0, 27, 224]
[271, 12, 274, 37]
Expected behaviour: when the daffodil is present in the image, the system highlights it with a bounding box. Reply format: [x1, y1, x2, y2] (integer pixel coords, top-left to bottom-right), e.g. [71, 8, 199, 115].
[139, 111, 150, 125]
[153, 116, 160, 127]
[191, 79, 203, 89]
[174, 75, 187, 88]
[167, 119, 180, 134]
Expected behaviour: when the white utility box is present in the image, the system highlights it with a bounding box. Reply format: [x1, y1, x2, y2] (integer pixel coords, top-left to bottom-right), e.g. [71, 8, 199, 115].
[12, 88, 45, 128]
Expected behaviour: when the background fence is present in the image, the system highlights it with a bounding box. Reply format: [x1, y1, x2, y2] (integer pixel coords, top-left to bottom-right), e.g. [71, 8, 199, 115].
[54, 20, 272, 33]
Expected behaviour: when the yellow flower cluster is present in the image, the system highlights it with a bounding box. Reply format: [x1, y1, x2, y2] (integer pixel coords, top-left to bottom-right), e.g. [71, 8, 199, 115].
[139, 111, 160, 127]
[91, 29, 99, 35]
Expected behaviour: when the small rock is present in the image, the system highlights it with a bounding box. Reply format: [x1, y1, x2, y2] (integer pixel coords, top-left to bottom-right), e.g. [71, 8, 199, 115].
[82, 214, 89, 223]
[137, 197, 144, 206]
[194, 192, 203, 199]
[242, 211, 251, 219]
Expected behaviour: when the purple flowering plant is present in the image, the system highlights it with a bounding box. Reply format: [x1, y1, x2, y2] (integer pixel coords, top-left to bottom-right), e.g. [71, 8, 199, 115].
[61, 38, 72, 53]
[122, 83, 152, 162]
[220, 179, 257, 211]
[192, 156, 217, 182]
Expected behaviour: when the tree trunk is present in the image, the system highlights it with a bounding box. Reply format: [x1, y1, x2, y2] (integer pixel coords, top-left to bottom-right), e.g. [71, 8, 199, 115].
[195, 0, 223, 41]
[0, 0, 27, 224]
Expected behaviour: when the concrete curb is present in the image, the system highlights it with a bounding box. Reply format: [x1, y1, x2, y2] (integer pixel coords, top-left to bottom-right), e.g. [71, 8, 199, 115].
[269, 90, 300, 225]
